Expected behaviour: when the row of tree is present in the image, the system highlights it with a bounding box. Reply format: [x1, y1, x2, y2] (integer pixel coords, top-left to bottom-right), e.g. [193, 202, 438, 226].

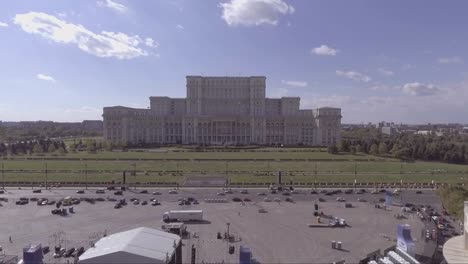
[329, 130, 468, 164]
[0, 123, 102, 143]
[0, 139, 67, 156]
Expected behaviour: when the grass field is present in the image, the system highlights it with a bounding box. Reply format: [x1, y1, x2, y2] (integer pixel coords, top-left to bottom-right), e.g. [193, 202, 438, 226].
[1, 148, 467, 185]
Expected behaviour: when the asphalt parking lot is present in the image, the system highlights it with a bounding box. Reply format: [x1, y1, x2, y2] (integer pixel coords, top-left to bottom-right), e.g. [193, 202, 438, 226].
[0, 187, 442, 263]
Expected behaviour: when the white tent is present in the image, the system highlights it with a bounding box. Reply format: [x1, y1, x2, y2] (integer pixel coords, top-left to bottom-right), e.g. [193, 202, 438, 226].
[79, 227, 181, 264]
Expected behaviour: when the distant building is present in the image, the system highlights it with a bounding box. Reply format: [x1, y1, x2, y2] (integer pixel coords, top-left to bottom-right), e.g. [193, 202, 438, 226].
[82, 120, 103, 130]
[79, 227, 181, 264]
[381, 126, 398, 136]
[103, 76, 342, 146]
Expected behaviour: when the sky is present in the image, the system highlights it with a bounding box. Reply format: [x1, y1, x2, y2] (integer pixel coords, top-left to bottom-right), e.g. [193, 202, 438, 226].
[0, 0, 467, 124]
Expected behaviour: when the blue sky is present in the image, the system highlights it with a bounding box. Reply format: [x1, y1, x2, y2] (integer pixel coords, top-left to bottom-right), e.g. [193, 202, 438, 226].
[0, 0, 467, 123]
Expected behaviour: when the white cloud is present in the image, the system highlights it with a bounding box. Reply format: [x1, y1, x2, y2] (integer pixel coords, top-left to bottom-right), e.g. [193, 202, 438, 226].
[13, 12, 157, 59]
[97, 0, 128, 13]
[36, 73, 56, 82]
[311, 44, 338, 56]
[401, 82, 441, 96]
[402, 64, 415, 70]
[377, 68, 394, 77]
[219, 0, 294, 27]
[144, 37, 159, 48]
[336, 70, 371, 83]
[0, 21, 8, 27]
[176, 24, 184, 30]
[281, 80, 307, 87]
[437, 56, 462, 64]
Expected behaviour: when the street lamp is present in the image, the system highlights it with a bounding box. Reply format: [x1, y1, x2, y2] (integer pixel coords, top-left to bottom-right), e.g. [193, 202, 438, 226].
[2, 161, 4, 190]
[45, 162, 48, 188]
[84, 163, 88, 190]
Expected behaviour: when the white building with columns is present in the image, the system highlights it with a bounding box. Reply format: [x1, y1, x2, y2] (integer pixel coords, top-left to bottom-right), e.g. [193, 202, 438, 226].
[103, 76, 341, 146]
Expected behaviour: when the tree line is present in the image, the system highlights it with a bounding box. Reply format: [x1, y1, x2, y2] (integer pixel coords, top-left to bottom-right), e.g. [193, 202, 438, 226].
[329, 128, 468, 164]
[0, 139, 67, 157]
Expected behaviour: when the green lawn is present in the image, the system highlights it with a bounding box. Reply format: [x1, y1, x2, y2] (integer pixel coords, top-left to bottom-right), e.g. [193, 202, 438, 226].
[0, 148, 467, 185]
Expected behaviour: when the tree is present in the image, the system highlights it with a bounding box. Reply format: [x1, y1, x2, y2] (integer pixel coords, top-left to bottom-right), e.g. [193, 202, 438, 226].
[105, 141, 114, 151]
[355, 144, 362, 153]
[57, 146, 66, 154]
[327, 145, 338, 154]
[350, 145, 357, 155]
[337, 140, 350, 153]
[87, 141, 97, 153]
[369, 144, 378, 155]
[48, 144, 57, 153]
[378, 143, 388, 155]
[32, 143, 44, 153]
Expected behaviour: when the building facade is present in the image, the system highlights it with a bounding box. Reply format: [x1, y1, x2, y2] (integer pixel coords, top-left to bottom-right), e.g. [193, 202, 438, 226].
[103, 76, 341, 146]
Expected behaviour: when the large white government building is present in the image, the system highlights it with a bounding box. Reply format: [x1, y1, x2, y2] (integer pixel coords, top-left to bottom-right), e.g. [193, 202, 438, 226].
[103, 76, 341, 146]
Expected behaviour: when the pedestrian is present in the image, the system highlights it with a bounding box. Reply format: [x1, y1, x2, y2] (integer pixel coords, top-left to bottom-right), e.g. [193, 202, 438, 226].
[238, 211, 240, 216]
[9, 236, 12, 243]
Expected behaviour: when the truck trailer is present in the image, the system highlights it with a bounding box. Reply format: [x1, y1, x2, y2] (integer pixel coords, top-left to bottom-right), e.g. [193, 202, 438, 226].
[163, 210, 203, 223]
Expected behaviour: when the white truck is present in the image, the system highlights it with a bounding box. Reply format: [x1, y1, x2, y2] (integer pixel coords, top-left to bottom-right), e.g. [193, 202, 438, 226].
[163, 210, 203, 223]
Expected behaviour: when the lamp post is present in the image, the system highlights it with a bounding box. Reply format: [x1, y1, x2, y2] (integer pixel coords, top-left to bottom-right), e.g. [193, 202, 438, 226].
[2, 161, 4, 190]
[45, 162, 48, 188]
[85, 163, 88, 190]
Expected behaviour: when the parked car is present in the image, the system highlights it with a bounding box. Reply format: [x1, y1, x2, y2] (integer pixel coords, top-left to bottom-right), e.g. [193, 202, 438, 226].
[270, 190, 277, 194]
[53, 248, 65, 258]
[152, 191, 161, 195]
[336, 197, 346, 202]
[107, 186, 115, 190]
[257, 192, 266, 196]
[64, 248, 75, 258]
[224, 189, 233, 194]
[318, 197, 326, 202]
[216, 192, 225, 196]
[187, 197, 195, 202]
[243, 198, 251, 202]
[133, 200, 140, 205]
[371, 190, 379, 194]
[76, 190, 85, 194]
[96, 189, 105, 194]
[140, 190, 148, 194]
[285, 197, 293, 202]
[33, 189, 42, 193]
[357, 198, 367, 202]
[114, 190, 123, 195]
[263, 197, 272, 202]
[169, 190, 178, 194]
[240, 190, 249, 194]
[42, 246, 50, 255]
[178, 201, 184, 206]
[73, 247, 84, 258]
[114, 203, 122, 209]
[282, 192, 291, 196]
[379, 198, 386, 202]
[193, 200, 199, 204]
[232, 197, 242, 202]
[141, 201, 148, 205]
[273, 198, 281, 202]
[344, 189, 353, 194]
[310, 190, 317, 194]
[416, 191, 423, 194]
